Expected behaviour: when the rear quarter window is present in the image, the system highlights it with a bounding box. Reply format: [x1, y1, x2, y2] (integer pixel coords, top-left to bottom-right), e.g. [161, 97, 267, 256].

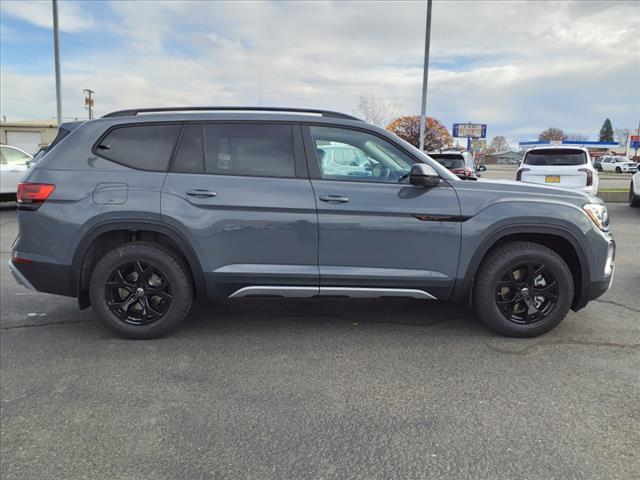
[524, 149, 587, 166]
[96, 124, 181, 171]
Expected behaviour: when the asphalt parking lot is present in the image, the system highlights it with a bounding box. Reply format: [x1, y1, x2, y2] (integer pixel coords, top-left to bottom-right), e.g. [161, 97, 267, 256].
[1, 203, 638, 480]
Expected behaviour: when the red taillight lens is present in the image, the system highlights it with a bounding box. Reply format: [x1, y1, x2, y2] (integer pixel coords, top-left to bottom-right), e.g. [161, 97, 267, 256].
[17, 183, 55, 209]
[451, 168, 466, 175]
[579, 168, 593, 186]
[516, 168, 530, 181]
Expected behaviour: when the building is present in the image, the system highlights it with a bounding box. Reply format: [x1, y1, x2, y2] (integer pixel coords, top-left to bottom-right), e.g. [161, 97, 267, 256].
[484, 150, 523, 165]
[0, 120, 59, 155]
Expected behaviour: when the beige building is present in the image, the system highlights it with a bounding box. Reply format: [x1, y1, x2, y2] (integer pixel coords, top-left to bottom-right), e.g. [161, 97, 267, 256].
[0, 120, 59, 155]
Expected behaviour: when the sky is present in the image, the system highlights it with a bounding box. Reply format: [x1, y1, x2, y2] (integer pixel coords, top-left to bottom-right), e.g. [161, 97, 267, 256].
[1, 0, 639, 146]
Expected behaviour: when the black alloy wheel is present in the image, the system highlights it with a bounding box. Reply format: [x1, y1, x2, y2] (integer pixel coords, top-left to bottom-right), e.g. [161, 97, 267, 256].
[495, 263, 558, 325]
[105, 260, 173, 326]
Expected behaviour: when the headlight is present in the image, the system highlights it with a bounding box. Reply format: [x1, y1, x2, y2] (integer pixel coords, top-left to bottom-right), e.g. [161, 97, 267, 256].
[583, 203, 609, 231]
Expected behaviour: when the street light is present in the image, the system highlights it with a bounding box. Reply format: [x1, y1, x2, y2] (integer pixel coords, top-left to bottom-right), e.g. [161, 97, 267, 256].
[52, 0, 62, 125]
[418, 0, 433, 151]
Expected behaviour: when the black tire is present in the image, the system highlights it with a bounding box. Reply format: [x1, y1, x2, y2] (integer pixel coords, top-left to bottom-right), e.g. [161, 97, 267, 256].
[616, 167, 622, 173]
[596, 165, 602, 172]
[630, 181, 640, 207]
[89, 242, 193, 339]
[473, 241, 574, 337]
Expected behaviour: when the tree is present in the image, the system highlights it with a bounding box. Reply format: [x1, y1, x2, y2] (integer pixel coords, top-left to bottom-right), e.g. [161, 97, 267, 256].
[488, 135, 510, 153]
[539, 127, 566, 142]
[614, 128, 630, 147]
[353, 93, 397, 128]
[565, 133, 588, 142]
[386, 115, 452, 151]
[599, 118, 614, 142]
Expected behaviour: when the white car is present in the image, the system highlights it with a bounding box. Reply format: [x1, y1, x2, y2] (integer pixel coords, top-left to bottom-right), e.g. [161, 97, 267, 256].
[516, 146, 598, 195]
[599, 155, 637, 174]
[1, 145, 32, 201]
[630, 170, 640, 207]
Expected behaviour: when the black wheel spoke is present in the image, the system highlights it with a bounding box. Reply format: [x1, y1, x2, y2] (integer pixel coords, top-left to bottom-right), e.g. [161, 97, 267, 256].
[105, 261, 172, 326]
[495, 262, 558, 325]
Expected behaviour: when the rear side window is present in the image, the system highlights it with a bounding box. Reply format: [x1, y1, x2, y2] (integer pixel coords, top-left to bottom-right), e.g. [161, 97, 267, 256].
[524, 149, 586, 166]
[172, 123, 295, 178]
[96, 124, 181, 171]
[429, 154, 465, 169]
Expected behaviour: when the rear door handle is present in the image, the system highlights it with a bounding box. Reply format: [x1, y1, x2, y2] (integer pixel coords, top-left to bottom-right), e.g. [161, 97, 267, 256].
[186, 189, 217, 198]
[319, 195, 349, 203]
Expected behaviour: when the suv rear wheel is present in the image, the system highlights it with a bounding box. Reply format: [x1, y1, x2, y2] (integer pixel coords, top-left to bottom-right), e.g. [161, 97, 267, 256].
[473, 241, 574, 337]
[89, 243, 193, 339]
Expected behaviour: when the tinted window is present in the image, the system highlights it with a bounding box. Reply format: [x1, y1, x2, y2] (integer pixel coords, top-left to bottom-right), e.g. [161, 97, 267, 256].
[310, 126, 414, 183]
[429, 154, 466, 169]
[204, 124, 295, 177]
[173, 124, 204, 173]
[97, 124, 181, 171]
[524, 149, 586, 166]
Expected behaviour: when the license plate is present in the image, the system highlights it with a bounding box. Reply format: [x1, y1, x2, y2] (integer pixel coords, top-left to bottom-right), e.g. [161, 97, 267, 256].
[545, 175, 560, 183]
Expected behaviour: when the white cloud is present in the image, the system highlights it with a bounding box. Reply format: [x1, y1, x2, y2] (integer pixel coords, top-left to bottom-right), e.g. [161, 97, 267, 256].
[0, 0, 96, 32]
[1, 0, 638, 141]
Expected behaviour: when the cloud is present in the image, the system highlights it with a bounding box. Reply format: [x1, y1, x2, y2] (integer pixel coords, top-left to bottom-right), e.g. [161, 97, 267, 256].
[0, 0, 96, 32]
[1, 0, 638, 142]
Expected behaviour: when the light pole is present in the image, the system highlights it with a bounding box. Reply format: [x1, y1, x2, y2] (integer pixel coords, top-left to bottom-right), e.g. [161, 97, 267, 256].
[52, 0, 62, 125]
[418, 0, 433, 151]
[84, 89, 95, 119]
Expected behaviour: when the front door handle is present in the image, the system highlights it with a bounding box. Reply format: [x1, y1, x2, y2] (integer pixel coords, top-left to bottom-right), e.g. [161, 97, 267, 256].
[186, 189, 217, 198]
[319, 195, 349, 203]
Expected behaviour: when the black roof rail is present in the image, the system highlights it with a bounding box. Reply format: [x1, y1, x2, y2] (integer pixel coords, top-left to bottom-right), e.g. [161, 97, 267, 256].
[102, 106, 361, 121]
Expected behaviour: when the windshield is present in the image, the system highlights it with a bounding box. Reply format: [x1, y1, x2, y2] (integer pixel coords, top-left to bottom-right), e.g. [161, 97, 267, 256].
[524, 149, 586, 166]
[429, 154, 466, 169]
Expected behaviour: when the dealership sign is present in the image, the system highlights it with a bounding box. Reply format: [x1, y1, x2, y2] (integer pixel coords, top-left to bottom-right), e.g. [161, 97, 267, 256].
[453, 123, 487, 138]
[631, 135, 640, 149]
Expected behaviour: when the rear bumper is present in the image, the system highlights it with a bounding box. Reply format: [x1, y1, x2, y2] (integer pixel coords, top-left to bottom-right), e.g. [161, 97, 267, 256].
[9, 258, 75, 297]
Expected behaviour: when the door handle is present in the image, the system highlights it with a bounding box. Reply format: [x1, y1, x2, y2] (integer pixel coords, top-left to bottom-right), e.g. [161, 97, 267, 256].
[319, 195, 349, 203]
[186, 189, 217, 198]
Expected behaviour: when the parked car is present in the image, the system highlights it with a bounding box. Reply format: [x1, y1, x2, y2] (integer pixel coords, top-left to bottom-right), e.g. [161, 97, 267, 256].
[1, 145, 32, 202]
[592, 157, 604, 171]
[630, 170, 640, 207]
[516, 146, 599, 195]
[427, 151, 482, 179]
[317, 144, 374, 178]
[598, 155, 637, 174]
[9, 107, 615, 339]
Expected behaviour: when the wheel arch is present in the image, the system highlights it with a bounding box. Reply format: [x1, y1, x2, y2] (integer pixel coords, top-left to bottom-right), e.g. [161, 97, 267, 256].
[459, 225, 591, 311]
[71, 220, 205, 309]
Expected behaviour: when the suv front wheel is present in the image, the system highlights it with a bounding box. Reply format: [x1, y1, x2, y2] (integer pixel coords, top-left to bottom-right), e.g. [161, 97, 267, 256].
[89, 243, 193, 339]
[473, 241, 574, 337]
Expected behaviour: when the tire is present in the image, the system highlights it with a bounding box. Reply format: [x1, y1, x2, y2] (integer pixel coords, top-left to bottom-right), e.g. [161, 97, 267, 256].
[473, 241, 574, 337]
[89, 242, 193, 339]
[630, 182, 640, 207]
[616, 167, 622, 173]
[596, 166, 602, 172]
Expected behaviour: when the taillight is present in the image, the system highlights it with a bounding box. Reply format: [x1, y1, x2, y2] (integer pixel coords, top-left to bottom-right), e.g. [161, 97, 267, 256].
[579, 168, 593, 186]
[516, 168, 530, 181]
[451, 168, 472, 177]
[17, 183, 55, 210]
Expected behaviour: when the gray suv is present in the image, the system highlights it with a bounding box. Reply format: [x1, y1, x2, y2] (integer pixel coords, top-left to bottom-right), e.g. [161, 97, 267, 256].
[9, 107, 615, 339]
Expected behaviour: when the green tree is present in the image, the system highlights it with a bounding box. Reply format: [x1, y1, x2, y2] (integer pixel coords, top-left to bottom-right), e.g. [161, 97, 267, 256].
[599, 119, 614, 142]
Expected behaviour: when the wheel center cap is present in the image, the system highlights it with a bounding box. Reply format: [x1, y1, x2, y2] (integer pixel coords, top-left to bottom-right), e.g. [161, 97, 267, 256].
[135, 287, 145, 298]
[521, 287, 531, 303]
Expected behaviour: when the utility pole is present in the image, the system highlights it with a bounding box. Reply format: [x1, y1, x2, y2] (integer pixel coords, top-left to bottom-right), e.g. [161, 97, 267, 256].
[83, 89, 95, 119]
[52, 0, 62, 125]
[418, 0, 433, 151]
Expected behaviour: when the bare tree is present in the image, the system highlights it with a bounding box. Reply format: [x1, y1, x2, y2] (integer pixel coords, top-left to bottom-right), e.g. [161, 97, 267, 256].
[615, 128, 630, 147]
[353, 93, 397, 127]
[565, 133, 588, 142]
[488, 136, 510, 153]
[539, 127, 566, 142]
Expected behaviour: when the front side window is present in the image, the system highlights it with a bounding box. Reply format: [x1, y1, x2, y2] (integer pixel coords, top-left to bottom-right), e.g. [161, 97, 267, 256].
[310, 126, 414, 183]
[1, 146, 32, 166]
[96, 124, 181, 171]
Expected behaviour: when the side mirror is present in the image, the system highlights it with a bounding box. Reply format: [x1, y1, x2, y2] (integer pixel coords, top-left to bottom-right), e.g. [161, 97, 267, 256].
[477, 165, 487, 172]
[409, 163, 440, 187]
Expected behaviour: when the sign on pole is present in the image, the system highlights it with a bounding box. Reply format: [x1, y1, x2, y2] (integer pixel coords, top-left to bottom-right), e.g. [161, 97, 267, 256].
[453, 123, 487, 138]
[630, 135, 640, 150]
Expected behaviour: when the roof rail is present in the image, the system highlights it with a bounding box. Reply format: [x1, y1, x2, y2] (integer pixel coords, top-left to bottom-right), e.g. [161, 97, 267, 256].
[102, 106, 361, 121]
